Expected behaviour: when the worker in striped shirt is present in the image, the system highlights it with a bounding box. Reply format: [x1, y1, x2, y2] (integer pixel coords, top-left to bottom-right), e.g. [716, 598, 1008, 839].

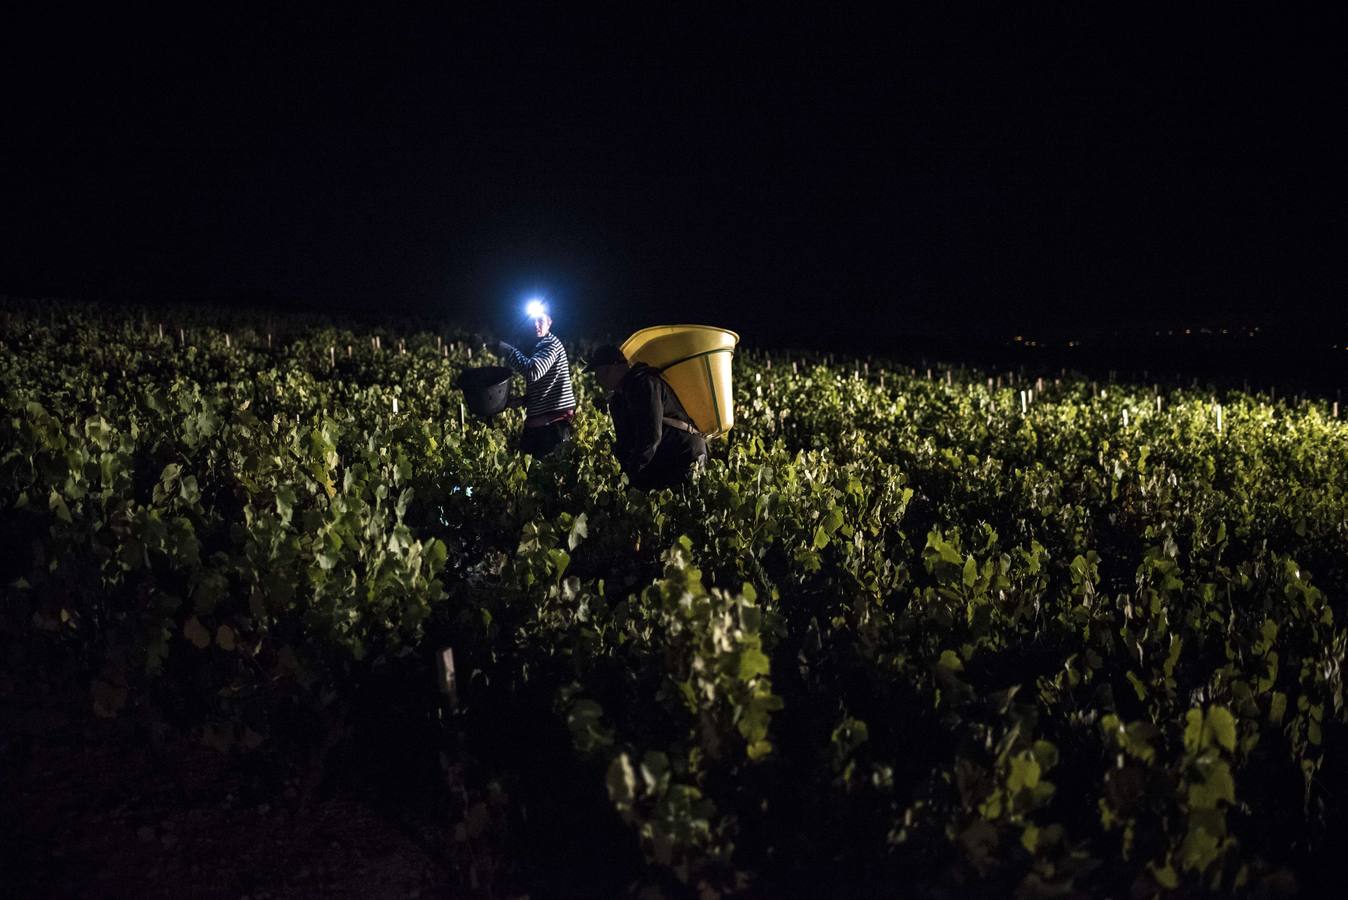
[495, 304, 576, 457]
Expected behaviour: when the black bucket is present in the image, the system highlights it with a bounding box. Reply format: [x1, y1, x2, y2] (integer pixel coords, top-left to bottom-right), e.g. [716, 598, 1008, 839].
[457, 366, 513, 418]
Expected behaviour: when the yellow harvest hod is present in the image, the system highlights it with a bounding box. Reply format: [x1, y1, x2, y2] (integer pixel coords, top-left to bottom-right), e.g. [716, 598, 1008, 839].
[619, 325, 740, 439]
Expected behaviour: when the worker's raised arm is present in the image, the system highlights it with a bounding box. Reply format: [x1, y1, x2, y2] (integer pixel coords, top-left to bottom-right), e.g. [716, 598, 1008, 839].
[501, 336, 564, 383]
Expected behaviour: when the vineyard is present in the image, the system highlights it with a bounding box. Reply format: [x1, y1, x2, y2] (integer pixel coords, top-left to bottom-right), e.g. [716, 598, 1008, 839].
[2, 303, 1345, 898]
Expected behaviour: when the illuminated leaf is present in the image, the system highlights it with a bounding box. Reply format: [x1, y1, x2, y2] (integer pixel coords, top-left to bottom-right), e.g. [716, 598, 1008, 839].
[1206, 707, 1237, 753]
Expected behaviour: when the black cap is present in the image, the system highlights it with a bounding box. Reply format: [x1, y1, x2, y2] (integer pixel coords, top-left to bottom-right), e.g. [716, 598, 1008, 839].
[583, 344, 627, 370]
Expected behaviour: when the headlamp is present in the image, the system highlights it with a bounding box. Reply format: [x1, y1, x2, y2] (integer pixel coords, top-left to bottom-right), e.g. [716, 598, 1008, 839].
[525, 299, 548, 319]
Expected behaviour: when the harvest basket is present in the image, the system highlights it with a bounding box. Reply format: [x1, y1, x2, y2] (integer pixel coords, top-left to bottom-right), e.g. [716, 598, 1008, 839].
[456, 366, 513, 418]
[620, 325, 740, 438]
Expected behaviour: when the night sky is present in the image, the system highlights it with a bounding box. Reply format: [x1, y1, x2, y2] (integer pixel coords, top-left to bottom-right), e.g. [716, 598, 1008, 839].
[2, 6, 1343, 348]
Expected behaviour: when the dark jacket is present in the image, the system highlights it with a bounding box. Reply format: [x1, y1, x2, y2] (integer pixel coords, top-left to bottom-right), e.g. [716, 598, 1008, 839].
[609, 364, 706, 489]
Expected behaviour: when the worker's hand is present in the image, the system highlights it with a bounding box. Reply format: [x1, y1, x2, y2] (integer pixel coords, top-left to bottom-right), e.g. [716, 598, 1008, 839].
[495, 340, 515, 358]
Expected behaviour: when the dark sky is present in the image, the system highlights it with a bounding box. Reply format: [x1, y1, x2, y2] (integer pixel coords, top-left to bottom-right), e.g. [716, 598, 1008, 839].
[2, 5, 1343, 346]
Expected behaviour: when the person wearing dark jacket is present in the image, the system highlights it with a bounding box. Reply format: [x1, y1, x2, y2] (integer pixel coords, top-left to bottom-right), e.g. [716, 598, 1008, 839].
[587, 345, 706, 489]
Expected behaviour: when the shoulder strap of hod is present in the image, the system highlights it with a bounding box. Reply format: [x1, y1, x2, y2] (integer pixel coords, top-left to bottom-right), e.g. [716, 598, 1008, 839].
[661, 416, 701, 436]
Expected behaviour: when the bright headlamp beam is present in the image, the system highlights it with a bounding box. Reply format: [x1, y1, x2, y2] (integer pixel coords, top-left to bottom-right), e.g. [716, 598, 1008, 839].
[525, 299, 548, 319]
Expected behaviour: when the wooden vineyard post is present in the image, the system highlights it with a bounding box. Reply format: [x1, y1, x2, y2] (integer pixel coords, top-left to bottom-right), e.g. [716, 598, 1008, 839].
[329, 346, 336, 367]
[1156, 396, 1162, 413]
[347, 345, 352, 358]
[268, 332, 273, 348]
[225, 333, 231, 349]
[1123, 408, 1130, 427]
[158, 323, 164, 340]
[180, 328, 185, 345]
[1334, 401, 1339, 418]
[438, 647, 458, 709]
[460, 402, 466, 429]
[1020, 390, 1027, 414]
[393, 397, 399, 414]
[436, 335, 442, 351]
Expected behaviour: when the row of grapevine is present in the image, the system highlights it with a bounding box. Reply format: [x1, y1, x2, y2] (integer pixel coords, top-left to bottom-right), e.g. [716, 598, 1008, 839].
[2, 304, 1344, 897]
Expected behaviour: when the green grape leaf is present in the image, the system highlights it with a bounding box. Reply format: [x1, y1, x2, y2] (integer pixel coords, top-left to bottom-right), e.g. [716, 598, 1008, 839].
[1206, 706, 1237, 753]
[183, 616, 211, 649]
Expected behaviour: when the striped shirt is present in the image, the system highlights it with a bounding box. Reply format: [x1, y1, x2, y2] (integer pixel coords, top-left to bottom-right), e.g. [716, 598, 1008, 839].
[503, 333, 576, 422]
